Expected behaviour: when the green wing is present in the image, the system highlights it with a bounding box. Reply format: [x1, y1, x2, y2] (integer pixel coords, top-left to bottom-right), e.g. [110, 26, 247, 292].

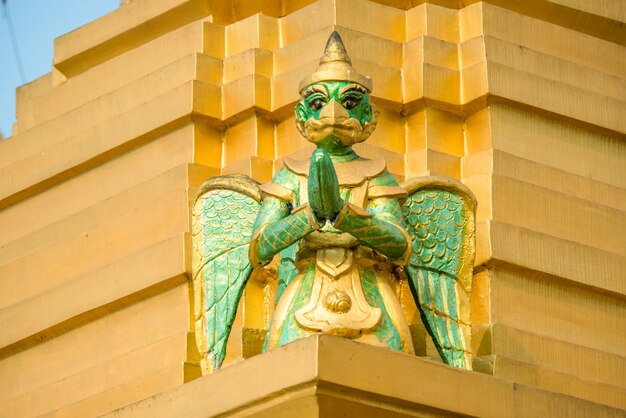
[401, 176, 476, 369]
[191, 175, 261, 373]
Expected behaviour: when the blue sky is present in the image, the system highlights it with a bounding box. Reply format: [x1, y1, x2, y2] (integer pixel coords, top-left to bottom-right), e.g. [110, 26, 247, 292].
[0, 0, 119, 138]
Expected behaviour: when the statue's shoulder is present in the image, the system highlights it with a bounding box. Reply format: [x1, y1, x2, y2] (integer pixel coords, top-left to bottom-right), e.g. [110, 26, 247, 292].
[258, 164, 300, 202]
[336, 158, 386, 185]
[283, 156, 308, 176]
[368, 169, 408, 200]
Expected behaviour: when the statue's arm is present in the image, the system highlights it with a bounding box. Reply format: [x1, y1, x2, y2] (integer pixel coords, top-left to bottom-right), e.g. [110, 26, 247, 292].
[333, 196, 410, 263]
[249, 196, 320, 267]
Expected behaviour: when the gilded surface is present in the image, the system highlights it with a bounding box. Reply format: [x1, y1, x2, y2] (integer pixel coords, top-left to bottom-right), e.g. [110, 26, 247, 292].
[192, 32, 476, 372]
[1, 0, 623, 414]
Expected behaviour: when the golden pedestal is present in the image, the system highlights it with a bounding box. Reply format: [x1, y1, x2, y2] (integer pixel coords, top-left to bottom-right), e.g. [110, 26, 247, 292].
[107, 336, 624, 417]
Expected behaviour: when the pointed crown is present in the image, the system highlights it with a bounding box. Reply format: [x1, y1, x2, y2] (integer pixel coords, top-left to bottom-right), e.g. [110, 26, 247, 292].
[298, 31, 372, 93]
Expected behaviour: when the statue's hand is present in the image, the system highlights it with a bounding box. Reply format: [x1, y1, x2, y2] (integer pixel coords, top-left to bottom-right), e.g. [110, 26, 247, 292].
[308, 148, 344, 223]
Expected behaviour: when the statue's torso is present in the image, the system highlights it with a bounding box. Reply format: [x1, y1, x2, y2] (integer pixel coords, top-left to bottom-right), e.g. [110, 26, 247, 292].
[261, 157, 414, 353]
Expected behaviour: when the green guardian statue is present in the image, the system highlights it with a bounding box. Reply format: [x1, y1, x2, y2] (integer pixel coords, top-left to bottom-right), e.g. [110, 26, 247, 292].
[192, 32, 477, 374]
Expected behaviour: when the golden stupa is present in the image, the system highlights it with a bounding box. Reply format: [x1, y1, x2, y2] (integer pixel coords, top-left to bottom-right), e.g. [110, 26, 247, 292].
[0, 0, 623, 416]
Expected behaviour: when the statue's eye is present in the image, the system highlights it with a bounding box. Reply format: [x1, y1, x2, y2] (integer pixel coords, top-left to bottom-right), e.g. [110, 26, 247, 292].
[309, 98, 325, 111]
[343, 97, 360, 110]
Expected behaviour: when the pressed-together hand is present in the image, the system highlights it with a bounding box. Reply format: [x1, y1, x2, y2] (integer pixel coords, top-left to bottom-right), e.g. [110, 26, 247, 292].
[308, 148, 344, 224]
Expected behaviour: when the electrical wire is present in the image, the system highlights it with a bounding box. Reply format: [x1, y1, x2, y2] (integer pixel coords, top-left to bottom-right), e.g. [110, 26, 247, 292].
[2, 0, 26, 84]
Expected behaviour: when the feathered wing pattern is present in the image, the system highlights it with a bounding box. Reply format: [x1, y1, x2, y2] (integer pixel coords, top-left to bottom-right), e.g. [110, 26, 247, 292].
[191, 175, 261, 374]
[401, 176, 476, 369]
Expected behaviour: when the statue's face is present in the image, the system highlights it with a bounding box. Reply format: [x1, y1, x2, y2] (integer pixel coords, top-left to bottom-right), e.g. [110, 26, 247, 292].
[295, 81, 379, 152]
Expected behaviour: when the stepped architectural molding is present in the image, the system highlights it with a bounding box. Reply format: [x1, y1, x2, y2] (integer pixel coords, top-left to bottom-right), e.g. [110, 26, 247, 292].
[0, 0, 624, 416]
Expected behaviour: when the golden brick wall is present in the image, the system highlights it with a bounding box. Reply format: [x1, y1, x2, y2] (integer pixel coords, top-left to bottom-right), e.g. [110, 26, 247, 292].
[0, 0, 624, 416]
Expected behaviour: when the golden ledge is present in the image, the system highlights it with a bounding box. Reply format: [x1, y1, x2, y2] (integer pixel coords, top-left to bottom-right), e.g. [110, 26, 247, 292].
[106, 335, 624, 418]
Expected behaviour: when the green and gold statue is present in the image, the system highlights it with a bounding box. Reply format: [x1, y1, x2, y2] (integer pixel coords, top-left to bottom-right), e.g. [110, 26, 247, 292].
[192, 32, 476, 374]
